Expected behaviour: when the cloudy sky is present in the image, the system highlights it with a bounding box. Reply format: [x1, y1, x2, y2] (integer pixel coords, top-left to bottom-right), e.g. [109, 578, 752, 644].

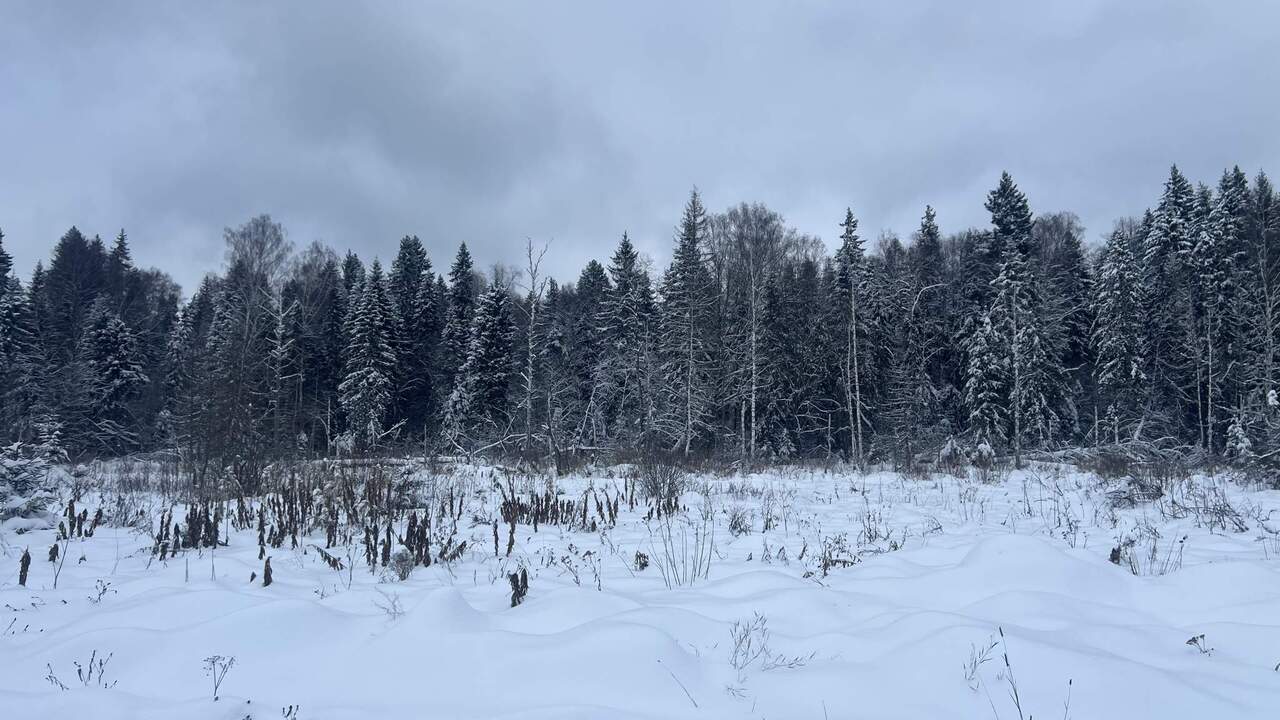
[2, 1, 1277, 292]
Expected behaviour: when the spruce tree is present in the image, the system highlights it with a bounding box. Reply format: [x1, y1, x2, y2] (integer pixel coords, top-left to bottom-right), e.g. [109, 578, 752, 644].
[339, 261, 396, 451]
[1141, 166, 1197, 439]
[1092, 227, 1146, 443]
[984, 172, 1063, 463]
[0, 229, 11, 282]
[442, 243, 478, 398]
[84, 308, 148, 453]
[834, 208, 870, 464]
[389, 235, 435, 433]
[598, 233, 656, 446]
[107, 229, 135, 311]
[964, 313, 1006, 444]
[657, 189, 716, 454]
[443, 283, 515, 449]
[571, 260, 611, 446]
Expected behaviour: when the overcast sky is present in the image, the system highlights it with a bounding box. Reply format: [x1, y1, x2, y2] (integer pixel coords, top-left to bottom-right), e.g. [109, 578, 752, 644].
[2, 1, 1277, 293]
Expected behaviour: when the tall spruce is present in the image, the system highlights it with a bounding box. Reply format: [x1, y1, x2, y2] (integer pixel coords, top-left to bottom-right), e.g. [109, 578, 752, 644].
[983, 173, 1062, 463]
[598, 233, 656, 446]
[339, 261, 396, 451]
[1092, 227, 1146, 443]
[834, 208, 870, 464]
[389, 235, 436, 435]
[657, 190, 716, 455]
[442, 243, 478, 399]
[444, 282, 515, 449]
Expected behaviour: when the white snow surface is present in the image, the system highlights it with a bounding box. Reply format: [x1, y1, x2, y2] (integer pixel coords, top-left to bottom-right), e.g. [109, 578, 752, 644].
[3, 462, 1280, 719]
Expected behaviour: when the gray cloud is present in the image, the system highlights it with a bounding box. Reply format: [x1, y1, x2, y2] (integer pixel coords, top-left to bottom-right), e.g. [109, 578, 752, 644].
[2, 1, 1277, 292]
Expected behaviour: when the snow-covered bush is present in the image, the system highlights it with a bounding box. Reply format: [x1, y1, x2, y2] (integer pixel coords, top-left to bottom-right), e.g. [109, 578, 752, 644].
[727, 505, 753, 536]
[0, 441, 58, 526]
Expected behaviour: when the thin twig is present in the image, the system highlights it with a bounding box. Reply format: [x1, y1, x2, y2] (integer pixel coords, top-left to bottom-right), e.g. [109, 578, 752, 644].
[657, 659, 698, 708]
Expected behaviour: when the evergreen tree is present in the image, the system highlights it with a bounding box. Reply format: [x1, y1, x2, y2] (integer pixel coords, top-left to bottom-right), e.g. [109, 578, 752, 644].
[84, 308, 148, 453]
[984, 173, 1063, 462]
[339, 261, 396, 451]
[0, 229, 11, 281]
[834, 208, 870, 464]
[1032, 212, 1093, 440]
[910, 206, 950, 389]
[964, 313, 1006, 444]
[656, 189, 716, 454]
[598, 233, 657, 445]
[1141, 166, 1197, 439]
[0, 273, 33, 441]
[1092, 227, 1146, 443]
[442, 243, 478, 398]
[444, 282, 515, 449]
[389, 235, 435, 434]
[570, 260, 611, 446]
[106, 229, 135, 311]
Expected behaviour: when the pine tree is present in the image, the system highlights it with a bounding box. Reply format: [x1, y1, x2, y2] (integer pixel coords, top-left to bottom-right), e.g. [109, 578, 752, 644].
[657, 189, 716, 454]
[339, 262, 396, 451]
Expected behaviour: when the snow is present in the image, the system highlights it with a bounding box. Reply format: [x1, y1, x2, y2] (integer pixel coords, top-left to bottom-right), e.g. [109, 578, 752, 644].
[3, 463, 1280, 719]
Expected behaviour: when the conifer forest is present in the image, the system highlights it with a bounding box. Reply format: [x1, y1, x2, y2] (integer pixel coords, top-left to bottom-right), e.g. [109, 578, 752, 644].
[5, 4, 1280, 719]
[2, 166, 1278, 472]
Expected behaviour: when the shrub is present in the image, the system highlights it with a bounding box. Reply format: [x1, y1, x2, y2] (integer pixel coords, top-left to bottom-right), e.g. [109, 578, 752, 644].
[637, 457, 685, 503]
[389, 550, 415, 581]
[727, 505, 753, 537]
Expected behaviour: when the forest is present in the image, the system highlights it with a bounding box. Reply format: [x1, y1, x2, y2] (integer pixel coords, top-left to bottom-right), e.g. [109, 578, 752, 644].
[0, 166, 1276, 479]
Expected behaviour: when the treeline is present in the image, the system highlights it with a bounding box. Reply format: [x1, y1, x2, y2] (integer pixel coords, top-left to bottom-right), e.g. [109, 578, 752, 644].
[0, 167, 1278, 477]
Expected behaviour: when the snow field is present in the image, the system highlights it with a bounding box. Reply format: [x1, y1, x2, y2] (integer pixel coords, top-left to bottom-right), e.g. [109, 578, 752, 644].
[3, 462, 1280, 719]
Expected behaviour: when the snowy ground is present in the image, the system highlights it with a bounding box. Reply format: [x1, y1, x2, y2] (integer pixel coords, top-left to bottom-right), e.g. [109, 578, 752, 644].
[3, 461, 1280, 719]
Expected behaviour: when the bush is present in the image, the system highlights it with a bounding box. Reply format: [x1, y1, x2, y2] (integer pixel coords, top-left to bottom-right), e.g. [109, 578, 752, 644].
[637, 457, 685, 502]
[389, 550, 415, 581]
[0, 442, 57, 523]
